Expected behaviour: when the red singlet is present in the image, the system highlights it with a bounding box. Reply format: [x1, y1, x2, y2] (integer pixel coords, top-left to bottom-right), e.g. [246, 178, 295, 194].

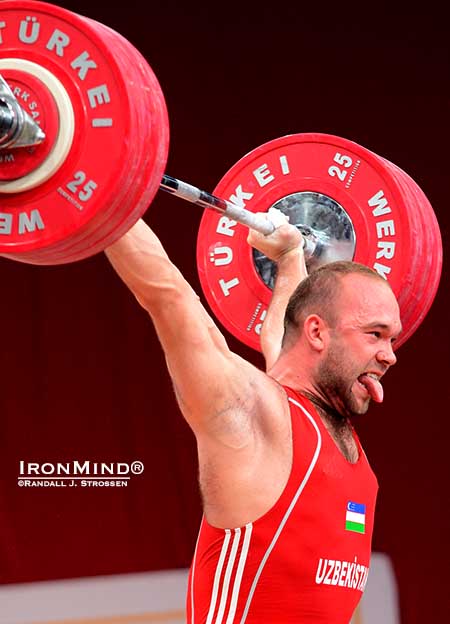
[187, 387, 378, 623]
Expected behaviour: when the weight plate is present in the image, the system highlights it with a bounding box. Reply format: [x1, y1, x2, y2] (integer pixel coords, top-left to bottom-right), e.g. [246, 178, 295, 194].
[197, 134, 419, 351]
[385, 160, 442, 343]
[0, 66, 59, 181]
[379, 159, 428, 346]
[0, 0, 168, 263]
[20, 15, 169, 265]
[0, 57, 75, 193]
[51, 18, 170, 264]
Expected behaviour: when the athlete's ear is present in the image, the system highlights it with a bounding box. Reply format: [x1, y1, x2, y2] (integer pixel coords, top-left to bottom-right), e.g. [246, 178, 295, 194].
[303, 314, 329, 352]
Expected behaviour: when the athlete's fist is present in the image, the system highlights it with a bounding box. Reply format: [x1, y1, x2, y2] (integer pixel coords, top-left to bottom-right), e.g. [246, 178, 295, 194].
[247, 208, 304, 262]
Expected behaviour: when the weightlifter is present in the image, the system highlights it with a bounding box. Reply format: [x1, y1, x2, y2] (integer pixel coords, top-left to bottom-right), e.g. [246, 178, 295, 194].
[105, 213, 401, 623]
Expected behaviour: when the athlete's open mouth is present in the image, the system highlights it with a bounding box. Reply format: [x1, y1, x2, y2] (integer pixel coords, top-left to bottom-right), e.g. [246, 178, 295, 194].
[356, 372, 384, 403]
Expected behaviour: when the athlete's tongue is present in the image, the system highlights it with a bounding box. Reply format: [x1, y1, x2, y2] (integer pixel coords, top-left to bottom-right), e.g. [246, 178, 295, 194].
[358, 374, 384, 403]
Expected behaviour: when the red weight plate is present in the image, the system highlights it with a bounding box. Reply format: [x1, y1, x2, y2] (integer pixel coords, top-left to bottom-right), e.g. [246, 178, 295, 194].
[0, 0, 168, 264]
[44, 17, 169, 264]
[197, 134, 418, 351]
[40, 14, 169, 265]
[385, 161, 442, 343]
[0, 68, 59, 180]
[20, 17, 167, 265]
[379, 159, 429, 346]
[384, 158, 442, 333]
[401, 168, 443, 319]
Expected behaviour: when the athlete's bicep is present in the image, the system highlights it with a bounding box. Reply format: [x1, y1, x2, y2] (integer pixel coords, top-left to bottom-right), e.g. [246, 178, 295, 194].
[106, 220, 269, 438]
[149, 279, 264, 436]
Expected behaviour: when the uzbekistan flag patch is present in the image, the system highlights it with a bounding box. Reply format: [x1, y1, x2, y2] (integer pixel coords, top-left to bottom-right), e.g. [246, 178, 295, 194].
[345, 501, 366, 534]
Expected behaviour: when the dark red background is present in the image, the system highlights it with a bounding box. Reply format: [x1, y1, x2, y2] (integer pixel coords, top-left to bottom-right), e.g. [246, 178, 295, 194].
[0, 1, 448, 622]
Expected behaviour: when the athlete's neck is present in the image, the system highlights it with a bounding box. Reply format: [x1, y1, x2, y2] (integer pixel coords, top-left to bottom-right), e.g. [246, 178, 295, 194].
[302, 391, 347, 427]
[301, 391, 358, 463]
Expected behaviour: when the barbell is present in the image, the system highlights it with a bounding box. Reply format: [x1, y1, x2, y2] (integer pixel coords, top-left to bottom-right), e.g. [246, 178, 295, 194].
[0, 0, 442, 351]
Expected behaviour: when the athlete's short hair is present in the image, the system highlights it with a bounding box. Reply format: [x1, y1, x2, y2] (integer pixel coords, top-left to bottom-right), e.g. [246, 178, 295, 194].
[283, 261, 389, 346]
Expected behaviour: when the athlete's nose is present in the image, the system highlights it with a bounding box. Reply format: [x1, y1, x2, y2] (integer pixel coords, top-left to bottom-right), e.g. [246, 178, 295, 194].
[376, 342, 397, 367]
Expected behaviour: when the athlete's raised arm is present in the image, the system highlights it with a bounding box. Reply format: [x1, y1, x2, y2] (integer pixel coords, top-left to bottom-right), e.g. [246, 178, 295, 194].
[105, 219, 283, 445]
[247, 214, 307, 370]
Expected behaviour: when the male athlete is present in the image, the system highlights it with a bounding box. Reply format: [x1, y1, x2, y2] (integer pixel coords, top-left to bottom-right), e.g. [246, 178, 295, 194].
[105, 212, 401, 623]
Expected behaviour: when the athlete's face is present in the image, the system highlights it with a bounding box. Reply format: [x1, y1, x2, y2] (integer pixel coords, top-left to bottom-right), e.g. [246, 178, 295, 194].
[315, 275, 402, 417]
